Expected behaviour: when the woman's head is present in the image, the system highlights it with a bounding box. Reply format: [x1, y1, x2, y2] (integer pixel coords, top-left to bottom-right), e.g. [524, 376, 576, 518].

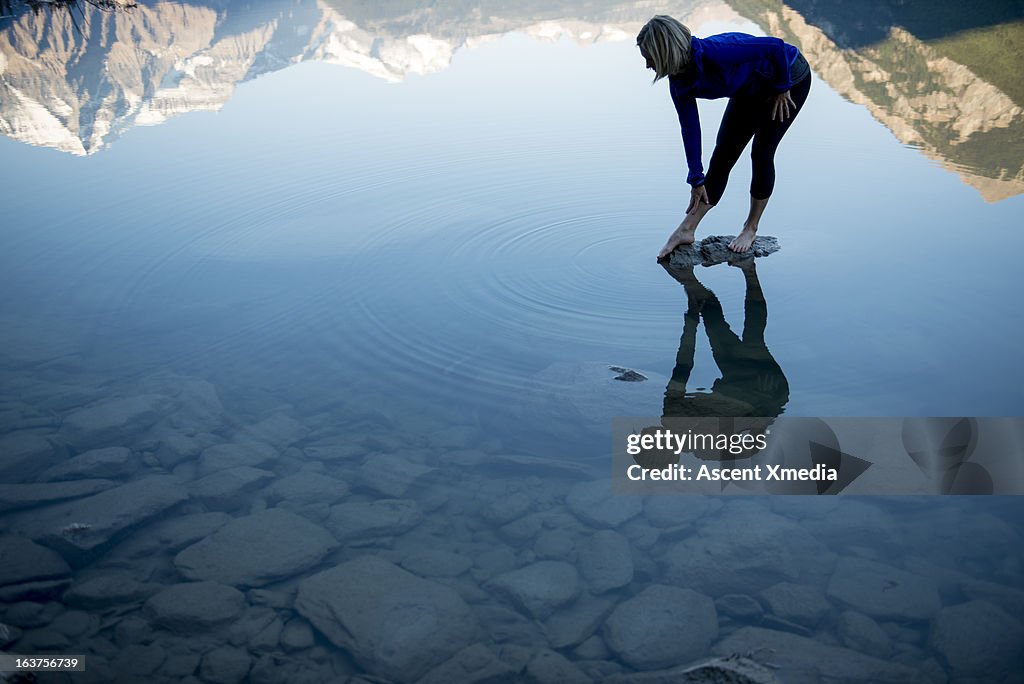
[636, 15, 692, 81]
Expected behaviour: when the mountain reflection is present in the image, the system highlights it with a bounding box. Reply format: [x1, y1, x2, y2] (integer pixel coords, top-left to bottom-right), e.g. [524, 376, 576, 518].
[1, 0, 1021, 200]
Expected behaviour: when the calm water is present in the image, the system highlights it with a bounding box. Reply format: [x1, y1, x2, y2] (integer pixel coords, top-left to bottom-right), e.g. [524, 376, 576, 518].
[1, 1, 1023, 682]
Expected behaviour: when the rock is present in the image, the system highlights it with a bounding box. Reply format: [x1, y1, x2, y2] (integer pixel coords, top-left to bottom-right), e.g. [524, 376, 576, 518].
[929, 600, 1024, 678]
[0, 431, 57, 482]
[577, 530, 633, 594]
[279, 618, 315, 652]
[715, 594, 763, 621]
[662, 506, 833, 596]
[237, 413, 306, 449]
[566, 480, 643, 529]
[116, 643, 166, 675]
[3, 601, 62, 628]
[643, 496, 713, 528]
[144, 582, 245, 632]
[483, 492, 535, 525]
[0, 479, 118, 514]
[534, 529, 577, 561]
[189, 466, 276, 510]
[488, 561, 581, 620]
[573, 635, 610, 660]
[64, 572, 151, 608]
[60, 394, 168, 449]
[153, 431, 206, 468]
[265, 470, 348, 508]
[713, 627, 925, 683]
[826, 557, 941, 620]
[0, 536, 69, 596]
[197, 442, 277, 477]
[960, 578, 1024, 617]
[199, 645, 251, 684]
[473, 603, 544, 645]
[175, 508, 336, 587]
[326, 498, 422, 541]
[837, 611, 892, 658]
[3, 476, 187, 563]
[526, 649, 592, 684]
[667, 235, 780, 268]
[50, 610, 97, 637]
[481, 454, 591, 479]
[400, 549, 473, 578]
[544, 594, 617, 649]
[604, 585, 718, 670]
[602, 655, 781, 683]
[38, 447, 136, 481]
[359, 453, 436, 497]
[419, 643, 518, 684]
[295, 555, 479, 683]
[111, 512, 232, 559]
[759, 582, 830, 627]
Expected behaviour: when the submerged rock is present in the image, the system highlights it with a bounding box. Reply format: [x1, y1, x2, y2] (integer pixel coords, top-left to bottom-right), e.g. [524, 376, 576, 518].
[826, 556, 941, 620]
[0, 535, 71, 600]
[667, 235, 780, 268]
[38, 447, 137, 482]
[295, 555, 479, 683]
[174, 508, 336, 587]
[487, 561, 581, 620]
[59, 394, 168, 449]
[603, 655, 781, 683]
[577, 530, 633, 594]
[144, 581, 245, 632]
[603, 585, 718, 670]
[929, 600, 1024, 678]
[714, 627, 925, 682]
[566, 479, 643, 529]
[4, 476, 188, 563]
[0, 479, 118, 514]
[326, 498, 423, 541]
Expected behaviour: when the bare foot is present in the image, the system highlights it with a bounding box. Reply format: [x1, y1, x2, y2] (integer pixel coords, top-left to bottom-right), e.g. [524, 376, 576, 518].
[657, 222, 697, 260]
[728, 226, 757, 253]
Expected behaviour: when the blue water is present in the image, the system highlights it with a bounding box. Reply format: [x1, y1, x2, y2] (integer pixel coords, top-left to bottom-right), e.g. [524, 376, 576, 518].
[1, 1, 1022, 682]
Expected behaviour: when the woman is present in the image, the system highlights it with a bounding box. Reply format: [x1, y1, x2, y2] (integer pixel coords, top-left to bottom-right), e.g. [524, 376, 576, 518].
[638, 15, 811, 258]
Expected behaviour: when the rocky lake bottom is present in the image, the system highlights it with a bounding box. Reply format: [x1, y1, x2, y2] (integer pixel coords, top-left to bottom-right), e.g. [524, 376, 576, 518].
[1, 368, 1023, 684]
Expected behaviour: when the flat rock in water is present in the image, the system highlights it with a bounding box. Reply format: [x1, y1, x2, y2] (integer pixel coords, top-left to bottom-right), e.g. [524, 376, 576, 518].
[4, 476, 188, 563]
[295, 555, 479, 684]
[486, 561, 581, 620]
[418, 643, 517, 684]
[0, 431, 57, 482]
[567, 479, 643, 529]
[0, 479, 118, 514]
[59, 394, 169, 449]
[667, 235, 780, 268]
[196, 442, 278, 477]
[359, 453, 435, 497]
[0, 535, 71, 594]
[603, 655, 781, 684]
[714, 627, 927, 683]
[174, 508, 337, 587]
[144, 581, 246, 632]
[266, 470, 349, 508]
[929, 600, 1024, 678]
[326, 498, 423, 541]
[603, 585, 718, 670]
[188, 466, 276, 510]
[826, 556, 940, 620]
[38, 447, 137, 482]
[577, 530, 633, 594]
[662, 507, 832, 596]
[544, 594, 617, 649]
[64, 572, 152, 608]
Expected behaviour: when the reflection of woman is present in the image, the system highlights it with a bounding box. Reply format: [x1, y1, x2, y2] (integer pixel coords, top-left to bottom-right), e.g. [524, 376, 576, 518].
[662, 260, 788, 419]
[637, 15, 811, 258]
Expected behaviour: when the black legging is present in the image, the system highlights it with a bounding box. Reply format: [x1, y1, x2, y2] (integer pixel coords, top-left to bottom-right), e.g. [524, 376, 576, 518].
[703, 72, 811, 205]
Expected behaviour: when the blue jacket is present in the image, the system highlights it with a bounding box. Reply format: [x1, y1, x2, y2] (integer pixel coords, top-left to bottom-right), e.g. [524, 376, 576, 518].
[668, 33, 802, 187]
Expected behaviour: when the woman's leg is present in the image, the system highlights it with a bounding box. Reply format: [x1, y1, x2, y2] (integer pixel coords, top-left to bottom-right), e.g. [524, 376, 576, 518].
[730, 74, 812, 252]
[657, 99, 758, 259]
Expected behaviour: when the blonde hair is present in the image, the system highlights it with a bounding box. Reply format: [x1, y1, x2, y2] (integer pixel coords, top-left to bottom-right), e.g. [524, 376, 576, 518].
[636, 15, 693, 82]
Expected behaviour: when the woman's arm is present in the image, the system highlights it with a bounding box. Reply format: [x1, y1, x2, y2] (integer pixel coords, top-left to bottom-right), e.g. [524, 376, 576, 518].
[669, 81, 705, 188]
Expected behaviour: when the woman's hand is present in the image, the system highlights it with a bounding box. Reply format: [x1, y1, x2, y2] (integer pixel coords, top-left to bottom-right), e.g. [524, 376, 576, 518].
[771, 90, 797, 121]
[687, 185, 709, 215]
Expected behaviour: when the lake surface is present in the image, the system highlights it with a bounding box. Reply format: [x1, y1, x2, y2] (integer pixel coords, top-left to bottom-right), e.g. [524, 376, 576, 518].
[1, 1, 1022, 682]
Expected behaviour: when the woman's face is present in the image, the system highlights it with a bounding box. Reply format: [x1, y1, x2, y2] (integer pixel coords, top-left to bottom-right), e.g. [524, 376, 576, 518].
[640, 48, 655, 71]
